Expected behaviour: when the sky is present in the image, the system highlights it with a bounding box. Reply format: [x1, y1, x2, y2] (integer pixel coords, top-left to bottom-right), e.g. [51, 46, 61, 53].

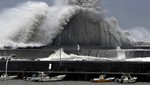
[0, 0, 149, 40]
[102, 0, 150, 29]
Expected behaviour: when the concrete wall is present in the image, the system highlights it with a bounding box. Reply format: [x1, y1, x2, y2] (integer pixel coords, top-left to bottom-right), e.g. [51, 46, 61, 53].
[0, 61, 149, 74]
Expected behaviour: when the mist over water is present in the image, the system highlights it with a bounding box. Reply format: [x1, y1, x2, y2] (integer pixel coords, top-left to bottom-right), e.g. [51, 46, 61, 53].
[116, 46, 126, 60]
[129, 27, 150, 41]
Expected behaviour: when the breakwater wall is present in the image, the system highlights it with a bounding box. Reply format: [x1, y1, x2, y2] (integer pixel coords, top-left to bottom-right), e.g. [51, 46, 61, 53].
[0, 61, 150, 81]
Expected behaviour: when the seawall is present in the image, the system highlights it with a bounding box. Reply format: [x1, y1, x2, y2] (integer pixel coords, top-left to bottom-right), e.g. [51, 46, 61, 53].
[0, 60, 150, 82]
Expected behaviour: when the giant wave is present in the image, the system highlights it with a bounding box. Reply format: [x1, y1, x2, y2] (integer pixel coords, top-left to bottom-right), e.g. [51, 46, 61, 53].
[0, 0, 146, 49]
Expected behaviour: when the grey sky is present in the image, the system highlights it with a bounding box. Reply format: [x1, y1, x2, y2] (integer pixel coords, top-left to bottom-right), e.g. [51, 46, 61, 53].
[102, 0, 150, 30]
[0, 0, 149, 30]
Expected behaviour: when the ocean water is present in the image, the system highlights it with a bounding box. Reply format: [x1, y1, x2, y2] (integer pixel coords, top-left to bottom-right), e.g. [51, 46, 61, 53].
[0, 80, 150, 85]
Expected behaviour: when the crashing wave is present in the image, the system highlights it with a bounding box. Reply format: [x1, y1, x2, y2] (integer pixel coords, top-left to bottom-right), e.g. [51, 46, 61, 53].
[37, 49, 111, 61]
[37, 49, 150, 62]
[0, 0, 144, 49]
[0, 1, 78, 48]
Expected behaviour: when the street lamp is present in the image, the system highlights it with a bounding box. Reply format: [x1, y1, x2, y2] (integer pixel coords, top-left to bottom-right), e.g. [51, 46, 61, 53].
[5, 54, 16, 80]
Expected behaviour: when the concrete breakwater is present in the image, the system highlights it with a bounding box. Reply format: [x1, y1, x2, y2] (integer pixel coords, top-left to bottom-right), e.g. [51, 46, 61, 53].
[0, 60, 149, 82]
